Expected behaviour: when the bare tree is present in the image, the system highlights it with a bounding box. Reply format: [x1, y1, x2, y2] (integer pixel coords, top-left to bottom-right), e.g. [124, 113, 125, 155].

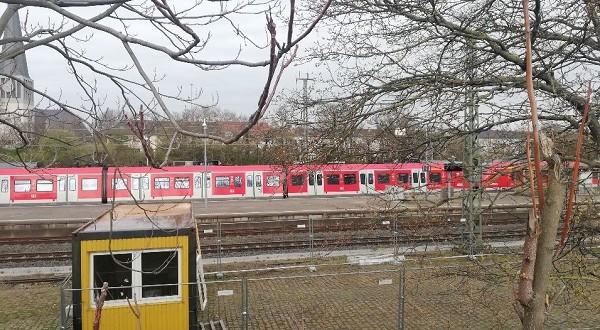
[0, 0, 332, 167]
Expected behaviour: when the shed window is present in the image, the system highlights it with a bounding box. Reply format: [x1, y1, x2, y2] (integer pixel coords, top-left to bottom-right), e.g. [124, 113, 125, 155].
[267, 176, 280, 187]
[141, 251, 179, 298]
[1, 179, 7, 193]
[398, 173, 410, 184]
[155, 177, 170, 189]
[377, 173, 390, 184]
[93, 253, 133, 301]
[36, 180, 53, 192]
[327, 174, 340, 185]
[343, 174, 356, 184]
[174, 177, 190, 189]
[112, 178, 128, 190]
[216, 176, 230, 187]
[429, 173, 442, 183]
[92, 250, 180, 303]
[82, 178, 98, 191]
[291, 175, 304, 186]
[233, 176, 242, 188]
[14, 179, 30, 192]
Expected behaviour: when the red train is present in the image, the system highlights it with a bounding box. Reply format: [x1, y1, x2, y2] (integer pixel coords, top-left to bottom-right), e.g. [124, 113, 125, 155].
[0, 162, 594, 204]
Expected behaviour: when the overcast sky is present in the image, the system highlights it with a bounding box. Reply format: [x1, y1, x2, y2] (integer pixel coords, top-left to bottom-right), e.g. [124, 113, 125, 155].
[4, 1, 323, 118]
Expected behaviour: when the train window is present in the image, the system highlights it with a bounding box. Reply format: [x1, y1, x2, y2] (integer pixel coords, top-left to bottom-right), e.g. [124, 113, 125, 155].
[132, 177, 140, 190]
[360, 174, 366, 185]
[255, 175, 262, 187]
[291, 175, 304, 186]
[398, 173, 409, 184]
[59, 178, 66, 191]
[267, 176, 280, 187]
[420, 172, 426, 184]
[309, 174, 315, 186]
[195, 176, 202, 189]
[36, 180, 53, 192]
[317, 173, 323, 186]
[82, 178, 98, 191]
[377, 173, 390, 184]
[412, 173, 419, 184]
[429, 173, 442, 183]
[246, 175, 253, 187]
[234, 176, 243, 188]
[344, 174, 356, 184]
[93, 253, 133, 301]
[216, 176, 230, 187]
[69, 177, 76, 191]
[141, 251, 179, 298]
[155, 177, 170, 189]
[142, 177, 149, 189]
[174, 177, 190, 189]
[112, 178, 128, 190]
[327, 174, 340, 185]
[1, 179, 7, 192]
[14, 180, 30, 192]
[368, 173, 373, 184]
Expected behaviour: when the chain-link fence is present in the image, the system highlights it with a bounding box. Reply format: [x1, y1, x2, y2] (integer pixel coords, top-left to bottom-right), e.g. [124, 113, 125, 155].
[58, 261, 600, 329]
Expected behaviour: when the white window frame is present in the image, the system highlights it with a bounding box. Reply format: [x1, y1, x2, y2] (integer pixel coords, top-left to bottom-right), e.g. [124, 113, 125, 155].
[14, 179, 31, 192]
[36, 179, 53, 192]
[215, 176, 230, 188]
[266, 175, 280, 187]
[112, 178, 128, 190]
[81, 178, 98, 191]
[174, 177, 190, 189]
[89, 248, 182, 307]
[154, 177, 170, 190]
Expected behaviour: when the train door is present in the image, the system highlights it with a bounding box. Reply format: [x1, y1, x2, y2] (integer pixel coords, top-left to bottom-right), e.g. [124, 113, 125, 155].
[307, 170, 324, 195]
[196, 171, 212, 199]
[359, 171, 374, 194]
[246, 172, 263, 198]
[131, 174, 149, 200]
[411, 170, 427, 192]
[0, 176, 9, 204]
[57, 175, 76, 202]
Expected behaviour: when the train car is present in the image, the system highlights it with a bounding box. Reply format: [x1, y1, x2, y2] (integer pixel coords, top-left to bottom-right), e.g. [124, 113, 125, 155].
[71, 203, 199, 330]
[6, 159, 597, 205]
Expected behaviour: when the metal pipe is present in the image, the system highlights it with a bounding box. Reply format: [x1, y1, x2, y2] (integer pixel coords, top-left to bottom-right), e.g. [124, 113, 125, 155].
[203, 119, 208, 209]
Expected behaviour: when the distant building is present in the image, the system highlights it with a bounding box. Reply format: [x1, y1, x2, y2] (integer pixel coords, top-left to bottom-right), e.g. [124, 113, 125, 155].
[0, 10, 34, 145]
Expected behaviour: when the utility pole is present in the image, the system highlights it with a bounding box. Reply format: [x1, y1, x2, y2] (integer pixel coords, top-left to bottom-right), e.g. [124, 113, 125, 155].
[297, 72, 314, 159]
[462, 43, 482, 256]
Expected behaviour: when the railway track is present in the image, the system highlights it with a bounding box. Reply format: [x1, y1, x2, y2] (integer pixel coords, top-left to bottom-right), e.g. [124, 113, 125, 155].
[0, 229, 526, 263]
[0, 251, 72, 263]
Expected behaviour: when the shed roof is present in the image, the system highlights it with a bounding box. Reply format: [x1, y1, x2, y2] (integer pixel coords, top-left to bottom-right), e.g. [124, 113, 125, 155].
[75, 203, 193, 235]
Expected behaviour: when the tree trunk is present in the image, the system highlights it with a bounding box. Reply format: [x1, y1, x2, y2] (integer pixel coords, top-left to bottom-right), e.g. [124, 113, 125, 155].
[522, 168, 565, 329]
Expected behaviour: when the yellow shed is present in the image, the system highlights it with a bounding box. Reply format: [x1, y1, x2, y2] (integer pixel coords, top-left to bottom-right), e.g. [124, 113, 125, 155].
[72, 203, 198, 330]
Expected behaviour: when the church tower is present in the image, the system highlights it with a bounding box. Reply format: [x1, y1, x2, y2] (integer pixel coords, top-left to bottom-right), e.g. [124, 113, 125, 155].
[0, 9, 34, 144]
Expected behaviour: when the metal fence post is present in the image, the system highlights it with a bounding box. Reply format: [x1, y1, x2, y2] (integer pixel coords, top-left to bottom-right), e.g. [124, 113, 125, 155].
[59, 286, 66, 330]
[217, 218, 223, 279]
[241, 278, 249, 330]
[397, 266, 405, 330]
[309, 215, 314, 262]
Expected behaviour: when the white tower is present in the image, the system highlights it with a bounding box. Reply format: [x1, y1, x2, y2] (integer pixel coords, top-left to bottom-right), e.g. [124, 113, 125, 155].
[0, 10, 34, 143]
